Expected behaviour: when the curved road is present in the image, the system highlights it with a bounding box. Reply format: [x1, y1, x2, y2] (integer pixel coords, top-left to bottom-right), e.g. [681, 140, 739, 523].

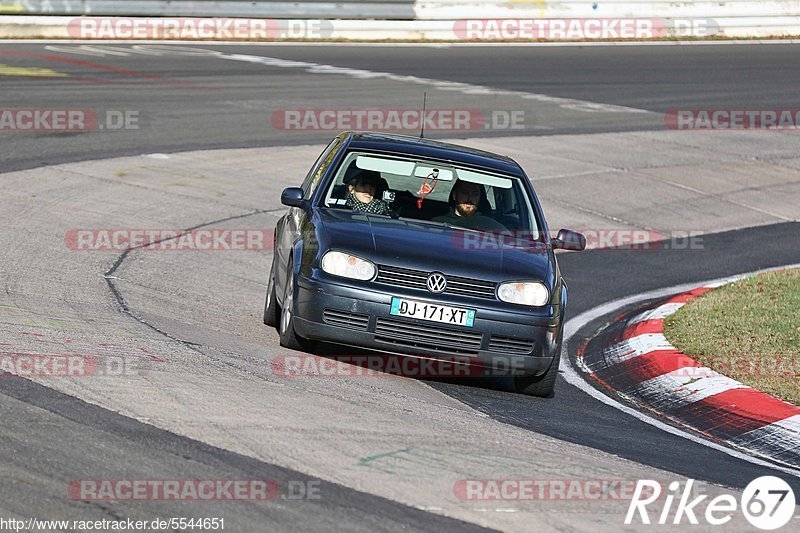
[1, 43, 799, 531]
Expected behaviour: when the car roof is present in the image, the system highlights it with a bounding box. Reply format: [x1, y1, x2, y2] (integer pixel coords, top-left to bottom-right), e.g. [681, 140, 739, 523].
[344, 132, 523, 176]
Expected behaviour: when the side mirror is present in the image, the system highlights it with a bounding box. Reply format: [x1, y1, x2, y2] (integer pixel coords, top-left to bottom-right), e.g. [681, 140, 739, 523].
[281, 187, 307, 208]
[552, 229, 586, 251]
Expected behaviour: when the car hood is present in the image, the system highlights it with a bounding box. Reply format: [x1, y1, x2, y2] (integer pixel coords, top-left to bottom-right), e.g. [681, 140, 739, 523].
[315, 209, 553, 284]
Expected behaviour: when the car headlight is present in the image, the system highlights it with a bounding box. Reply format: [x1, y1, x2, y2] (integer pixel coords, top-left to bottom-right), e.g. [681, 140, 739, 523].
[321, 251, 376, 281]
[497, 281, 550, 306]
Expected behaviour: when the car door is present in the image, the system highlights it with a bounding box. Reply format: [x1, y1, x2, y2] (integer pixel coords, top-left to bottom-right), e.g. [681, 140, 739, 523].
[275, 135, 344, 296]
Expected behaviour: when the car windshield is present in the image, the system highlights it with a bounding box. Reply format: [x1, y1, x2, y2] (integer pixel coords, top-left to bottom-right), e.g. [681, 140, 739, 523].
[321, 151, 543, 239]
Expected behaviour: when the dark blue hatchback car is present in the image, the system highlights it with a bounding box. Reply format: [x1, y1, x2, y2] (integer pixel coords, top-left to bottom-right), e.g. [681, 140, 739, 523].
[264, 132, 585, 396]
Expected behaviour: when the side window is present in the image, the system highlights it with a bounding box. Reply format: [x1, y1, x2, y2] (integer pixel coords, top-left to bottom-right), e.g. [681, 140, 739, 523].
[302, 138, 341, 199]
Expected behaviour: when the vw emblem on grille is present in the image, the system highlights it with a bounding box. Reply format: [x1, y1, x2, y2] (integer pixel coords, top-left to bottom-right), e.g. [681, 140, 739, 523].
[426, 272, 447, 293]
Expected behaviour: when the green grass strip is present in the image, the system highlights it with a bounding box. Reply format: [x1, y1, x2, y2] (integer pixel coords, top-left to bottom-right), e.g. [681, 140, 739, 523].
[664, 269, 800, 405]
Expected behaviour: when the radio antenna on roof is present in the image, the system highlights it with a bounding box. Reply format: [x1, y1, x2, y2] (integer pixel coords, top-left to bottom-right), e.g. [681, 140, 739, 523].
[419, 92, 427, 139]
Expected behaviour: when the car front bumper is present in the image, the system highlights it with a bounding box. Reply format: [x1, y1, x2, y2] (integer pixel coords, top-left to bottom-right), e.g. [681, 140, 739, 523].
[292, 273, 562, 377]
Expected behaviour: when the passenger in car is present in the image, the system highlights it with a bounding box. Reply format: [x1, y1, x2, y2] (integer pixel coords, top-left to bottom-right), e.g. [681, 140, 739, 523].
[345, 170, 391, 215]
[432, 180, 507, 231]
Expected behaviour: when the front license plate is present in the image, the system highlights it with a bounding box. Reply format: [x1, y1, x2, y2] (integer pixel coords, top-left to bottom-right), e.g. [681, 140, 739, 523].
[390, 297, 476, 327]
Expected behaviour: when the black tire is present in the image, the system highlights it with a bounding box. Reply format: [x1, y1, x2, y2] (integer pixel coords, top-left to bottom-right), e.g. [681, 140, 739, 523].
[263, 256, 278, 327]
[514, 354, 560, 397]
[278, 258, 316, 352]
[514, 331, 562, 397]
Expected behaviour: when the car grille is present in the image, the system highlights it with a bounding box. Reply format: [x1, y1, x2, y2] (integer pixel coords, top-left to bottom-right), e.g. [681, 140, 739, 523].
[374, 317, 483, 355]
[375, 265, 496, 300]
[488, 335, 536, 355]
[322, 309, 370, 331]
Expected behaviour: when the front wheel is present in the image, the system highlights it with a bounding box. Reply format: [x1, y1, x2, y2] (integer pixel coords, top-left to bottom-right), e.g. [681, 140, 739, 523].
[514, 329, 562, 397]
[278, 259, 316, 352]
[514, 353, 560, 397]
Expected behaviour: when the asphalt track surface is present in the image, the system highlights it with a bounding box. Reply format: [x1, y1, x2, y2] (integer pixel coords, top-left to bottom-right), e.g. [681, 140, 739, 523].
[443, 221, 800, 484]
[1, 43, 800, 530]
[3, 42, 800, 171]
